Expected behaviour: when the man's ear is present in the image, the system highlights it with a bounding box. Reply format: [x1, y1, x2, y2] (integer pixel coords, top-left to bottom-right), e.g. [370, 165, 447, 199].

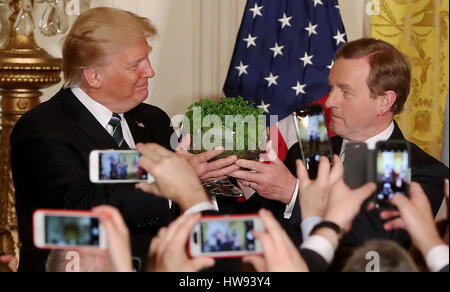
[377, 90, 397, 116]
[82, 68, 102, 89]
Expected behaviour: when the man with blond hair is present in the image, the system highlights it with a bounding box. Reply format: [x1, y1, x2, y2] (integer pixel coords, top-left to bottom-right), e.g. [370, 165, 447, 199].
[10, 7, 231, 272]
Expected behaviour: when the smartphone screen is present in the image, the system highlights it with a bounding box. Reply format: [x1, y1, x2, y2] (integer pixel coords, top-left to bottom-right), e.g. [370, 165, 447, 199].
[94, 151, 149, 183]
[293, 105, 333, 178]
[200, 219, 255, 253]
[45, 215, 101, 247]
[190, 216, 263, 257]
[375, 141, 410, 209]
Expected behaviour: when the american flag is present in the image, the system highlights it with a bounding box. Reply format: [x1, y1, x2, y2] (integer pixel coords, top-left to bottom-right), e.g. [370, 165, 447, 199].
[224, 0, 347, 160]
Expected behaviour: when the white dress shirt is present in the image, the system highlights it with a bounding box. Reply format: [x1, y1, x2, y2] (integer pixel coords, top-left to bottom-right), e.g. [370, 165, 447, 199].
[301, 235, 336, 265]
[71, 87, 217, 214]
[426, 245, 449, 272]
[72, 87, 136, 149]
[340, 122, 395, 159]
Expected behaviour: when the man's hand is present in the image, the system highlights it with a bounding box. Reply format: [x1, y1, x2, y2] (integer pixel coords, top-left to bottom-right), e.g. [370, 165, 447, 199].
[243, 209, 308, 272]
[147, 213, 215, 272]
[92, 205, 133, 272]
[382, 182, 446, 256]
[230, 141, 297, 204]
[323, 179, 376, 233]
[0, 254, 18, 272]
[297, 155, 343, 220]
[136, 143, 209, 212]
[176, 134, 239, 183]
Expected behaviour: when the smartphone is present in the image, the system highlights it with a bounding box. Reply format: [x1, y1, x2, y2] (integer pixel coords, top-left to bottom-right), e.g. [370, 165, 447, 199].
[89, 150, 155, 184]
[132, 257, 142, 273]
[374, 141, 411, 210]
[33, 209, 107, 249]
[293, 105, 333, 179]
[344, 143, 370, 189]
[189, 215, 264, 258]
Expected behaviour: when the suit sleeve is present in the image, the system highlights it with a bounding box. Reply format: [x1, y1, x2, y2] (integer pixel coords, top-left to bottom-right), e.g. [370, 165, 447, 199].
[299, 248, 329, 272]
[410, 159, 448, 216]
[10, 117, 172, 230]
[283, 143, 303, 226]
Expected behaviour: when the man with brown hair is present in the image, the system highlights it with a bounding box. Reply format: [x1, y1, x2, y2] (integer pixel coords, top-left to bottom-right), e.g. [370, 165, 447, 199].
[10, 7, 233, 272]
[230, 38, 448, 249]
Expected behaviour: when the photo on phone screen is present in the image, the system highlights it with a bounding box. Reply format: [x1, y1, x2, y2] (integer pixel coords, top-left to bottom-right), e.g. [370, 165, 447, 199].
[45, 215, 100, 247]
[201, 220, 255, 253]
[375, 141, 410, 209]
[293, 105, 333, 178]
[89, 150, 153, 184]
[100, 151, 147, 181]
[190, 216, 263, 258]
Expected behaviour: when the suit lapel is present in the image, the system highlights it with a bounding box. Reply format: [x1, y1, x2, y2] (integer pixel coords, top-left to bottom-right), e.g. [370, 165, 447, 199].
[331, 135, 343, 155]
[125, 109, 155, 144]
[59, 88, 118, 149]
[388, 121, 406, 141]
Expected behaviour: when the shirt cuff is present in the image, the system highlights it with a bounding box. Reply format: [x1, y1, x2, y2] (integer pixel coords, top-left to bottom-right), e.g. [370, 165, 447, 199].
[301, 217, 323, 241]
[300, 235, 335, 265]
[184, 201, 218, 216]
[426, 245, 449, 272]
[284, 180, 299, 219]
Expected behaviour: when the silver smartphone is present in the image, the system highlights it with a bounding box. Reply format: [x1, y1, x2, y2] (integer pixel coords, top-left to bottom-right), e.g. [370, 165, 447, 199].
[33, 209, 107, 250]
[188, 215, 264, 258]
[89, 150, 155, 184]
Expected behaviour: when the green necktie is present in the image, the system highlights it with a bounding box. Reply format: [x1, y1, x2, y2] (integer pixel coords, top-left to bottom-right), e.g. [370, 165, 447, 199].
[108, 113, 130, 150]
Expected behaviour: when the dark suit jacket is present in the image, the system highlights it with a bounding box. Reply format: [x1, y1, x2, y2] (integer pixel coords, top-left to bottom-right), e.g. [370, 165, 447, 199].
[10, 88, 177, 272]
[284, 121, 448, 249]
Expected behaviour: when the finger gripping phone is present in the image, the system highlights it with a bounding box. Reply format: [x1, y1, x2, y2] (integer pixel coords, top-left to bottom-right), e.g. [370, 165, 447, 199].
[33, 209, 107, 249]
[374, 141, 411, 210]
[89, 150, 155, 184]
[188, 215, 264, 258]
[293, 105, 334, 179]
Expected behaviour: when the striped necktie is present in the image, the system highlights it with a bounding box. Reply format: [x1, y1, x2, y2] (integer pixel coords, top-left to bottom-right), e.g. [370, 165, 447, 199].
[108, 113, 130, 150]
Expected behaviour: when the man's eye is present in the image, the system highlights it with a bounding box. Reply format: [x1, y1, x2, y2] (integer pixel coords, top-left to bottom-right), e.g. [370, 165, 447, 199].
[343, 91, 353, 97]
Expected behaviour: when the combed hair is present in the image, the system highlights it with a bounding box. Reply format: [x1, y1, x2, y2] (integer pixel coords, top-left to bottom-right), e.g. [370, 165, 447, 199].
[63, 7, 158, 88]
[335, 38, 411, 115]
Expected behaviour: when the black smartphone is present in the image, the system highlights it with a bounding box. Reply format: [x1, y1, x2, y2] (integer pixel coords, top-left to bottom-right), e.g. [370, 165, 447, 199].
[344, 143, 370, 189]
[374, 141, 411, 210]
[293, 105, 333, 179]
[132, 257, 142, 272]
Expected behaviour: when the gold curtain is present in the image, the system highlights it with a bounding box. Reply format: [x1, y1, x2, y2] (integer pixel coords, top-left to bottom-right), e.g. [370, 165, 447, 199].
[372, 0, 449, 159]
